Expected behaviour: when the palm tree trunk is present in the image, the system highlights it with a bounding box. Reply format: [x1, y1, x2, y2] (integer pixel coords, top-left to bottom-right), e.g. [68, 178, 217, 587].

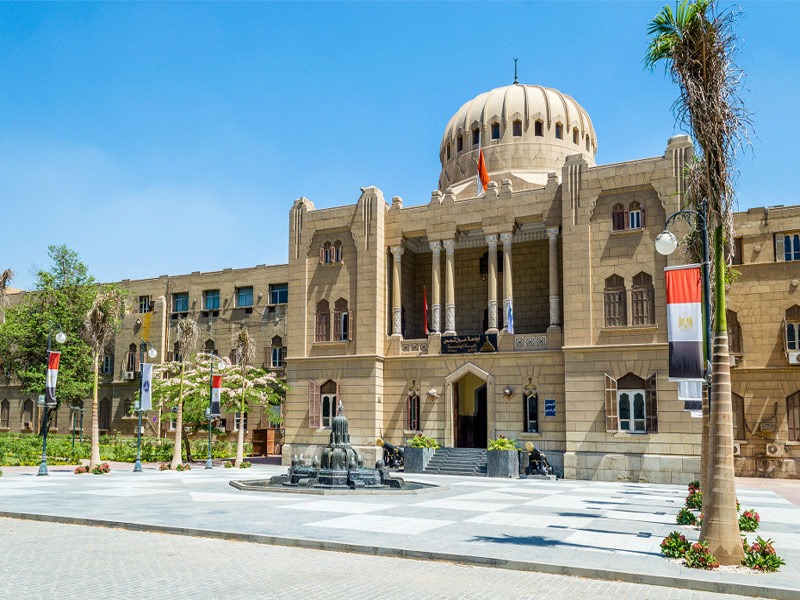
[235, 368, 246, 467]
[700, 226, 744, 565]
[170, 361, 186, 469]
[89, 352, 101, 468]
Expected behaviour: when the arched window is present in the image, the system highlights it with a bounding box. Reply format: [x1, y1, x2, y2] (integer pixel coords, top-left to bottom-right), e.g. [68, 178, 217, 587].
[604, 373, 658, 434]
[612, 203, 626, 231]
[457, 134, 463, 152]
[334, 298, 351, 341]
[407, 388, 420, 431]
[534, 119, 544, 137]
[727, 309, 742, 354]
[604, 275, 627, 327]
[572, 127, 579, 144]
[172, 341, 182, 363]
[513, 119, 522, 137]
[491, 122, 500, 140]
[0, 400, 9, 428]
[785, 305, 800, 351]
[270, 335, 285, 369]
[472, 127, 480, 146]
[99, 398, 111, 431]
[732, 392, 745, 440]
[628, 200, 644, 229]
[586, 135, 590, 151]
[320, 380, 337, 428]
[555, 122, 563, 139]
[332, 240, 342, 263]
[204, 339, 216, 355]
[631, 272, 654, 326]
[788, 390, 800, 442]
[524, 391, 538, 433]
[315, 299, 330, 342]
[126, 343, 137, 372]
[22, 399, 33, 428]
[320, 241, 331, 264]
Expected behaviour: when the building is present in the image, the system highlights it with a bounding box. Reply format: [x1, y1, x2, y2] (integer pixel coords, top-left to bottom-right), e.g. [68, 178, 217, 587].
[2, 81, 799, 480]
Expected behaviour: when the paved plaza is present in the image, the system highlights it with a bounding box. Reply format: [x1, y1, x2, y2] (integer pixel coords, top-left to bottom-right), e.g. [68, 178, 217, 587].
[1, 463, 799, 599]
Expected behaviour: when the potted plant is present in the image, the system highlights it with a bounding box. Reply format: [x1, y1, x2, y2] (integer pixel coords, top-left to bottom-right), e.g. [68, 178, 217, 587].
[404, 433, 439, 473]
[487, 435, 519, 478]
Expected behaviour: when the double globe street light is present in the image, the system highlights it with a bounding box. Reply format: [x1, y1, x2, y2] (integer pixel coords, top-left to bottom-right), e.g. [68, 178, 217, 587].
[133, 340, 157, 473]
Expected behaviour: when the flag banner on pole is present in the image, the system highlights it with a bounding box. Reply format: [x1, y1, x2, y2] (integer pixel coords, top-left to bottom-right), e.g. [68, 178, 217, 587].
[665, 264, 704, 387]
[423, 286, 429, 335]
[140, 363, 153, 411]
[476, 148, 489, 195]
[45, 351, 60, 406]
[210, 374, 222, 417]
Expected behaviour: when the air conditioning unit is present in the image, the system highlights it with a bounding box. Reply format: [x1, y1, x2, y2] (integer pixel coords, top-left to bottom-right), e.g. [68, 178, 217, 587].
[766, 443, 786, 458]
[788, 351, 800, 365]
[124, 371, 136, 381]
[733, 442, 742, 457]
[729, 355, 740, 368]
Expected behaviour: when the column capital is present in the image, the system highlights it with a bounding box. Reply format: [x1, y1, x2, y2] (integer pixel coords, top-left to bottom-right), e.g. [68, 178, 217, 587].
[429, 241, 442, 254]
[443, 239, 455, 254]
[547, 227, 560, 240]
[485, 234, 498, 249]
[390, 245, 405, 258]
[500, 232, 514, 245]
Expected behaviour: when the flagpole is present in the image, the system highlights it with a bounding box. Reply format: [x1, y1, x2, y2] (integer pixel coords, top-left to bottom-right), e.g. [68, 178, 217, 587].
[134, 340, 157, 472]
[38, 324, 66, 477]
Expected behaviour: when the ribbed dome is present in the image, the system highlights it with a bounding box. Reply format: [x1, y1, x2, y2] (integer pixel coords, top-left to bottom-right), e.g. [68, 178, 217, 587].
[438, 83, 597, 192]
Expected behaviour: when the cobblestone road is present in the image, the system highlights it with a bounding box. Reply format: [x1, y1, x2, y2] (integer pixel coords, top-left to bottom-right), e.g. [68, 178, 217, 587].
[1, 517, 759, 600]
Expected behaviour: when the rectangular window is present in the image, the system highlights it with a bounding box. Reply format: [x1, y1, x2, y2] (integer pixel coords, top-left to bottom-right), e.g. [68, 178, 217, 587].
[525, 394, 538, 433]
[472, 128, 480, 146]
[788, 392, 800, 442]
[234, 412, 248, 432]
[101, 354, 114, 375]
[269, 283, 288, 304]
[777, 233, 800, 262]
[732, 237, 743, 265]
[271, 346, 285, 369]
[236, 286, 253, 308]
[604, 289, 626, 327]
[204, 290, 220, 311]
[138, 295, 152, 313]
[628, 209, 641, 229]
[513, 120, 522, 137]
[618, 390, 646, 433]
[172, 292, 189, 313]
[491, 123, 500, 140]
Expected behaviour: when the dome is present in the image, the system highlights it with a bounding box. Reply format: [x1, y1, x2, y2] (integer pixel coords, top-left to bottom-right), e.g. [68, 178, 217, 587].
[438, 83, 597, 193]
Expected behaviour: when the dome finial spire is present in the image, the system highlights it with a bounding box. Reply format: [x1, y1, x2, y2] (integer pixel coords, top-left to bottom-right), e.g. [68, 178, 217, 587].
[513, 58, 518, 84]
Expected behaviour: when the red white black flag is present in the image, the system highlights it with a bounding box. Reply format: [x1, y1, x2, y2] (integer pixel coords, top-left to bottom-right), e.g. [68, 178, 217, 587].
[45, 351, 60, 406]
[210, 374, 222, 417]
[665, 265, 704, 385]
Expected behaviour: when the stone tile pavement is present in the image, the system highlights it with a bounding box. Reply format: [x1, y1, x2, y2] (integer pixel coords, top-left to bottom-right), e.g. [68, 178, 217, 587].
[1, 463, 798, 599]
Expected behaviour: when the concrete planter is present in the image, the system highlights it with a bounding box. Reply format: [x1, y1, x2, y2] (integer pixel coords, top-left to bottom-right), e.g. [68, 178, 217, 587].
[404, 446, 435, 473]
[487, 449, 519, 478]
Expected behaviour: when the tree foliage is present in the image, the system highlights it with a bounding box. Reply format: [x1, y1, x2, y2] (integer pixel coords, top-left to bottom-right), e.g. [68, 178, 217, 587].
[0, 246, 96, 405]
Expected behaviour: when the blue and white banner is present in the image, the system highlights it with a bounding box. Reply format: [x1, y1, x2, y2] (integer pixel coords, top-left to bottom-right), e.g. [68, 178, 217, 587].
[140, 363, 153, 411]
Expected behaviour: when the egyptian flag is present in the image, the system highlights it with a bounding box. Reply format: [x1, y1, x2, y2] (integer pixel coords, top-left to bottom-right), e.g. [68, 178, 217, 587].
[423, 286, 429, 335]
[210, 374, 222, 417]
[45, 351, 60, 406]
[665, 265, 704, 383]
[476, 148, 490, 195]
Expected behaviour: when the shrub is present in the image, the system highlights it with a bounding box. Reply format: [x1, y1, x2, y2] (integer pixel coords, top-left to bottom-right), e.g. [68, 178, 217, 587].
[239, 461, 252, 468]
[743, 536, 786, 572]
[683, 541, 719, 570]
[224, 461, 234, 468]
[74, 465, 90, 474]
[676, 507, 697, 525]
[687, 480, 700, 493]
[159, 463, 170, 471]
[91, 462, 111, 475]
[487, 434, 517, 451]
[739, 509, 760, 532]
[685, 490, 703, 510]
[176, 462, 191, 471]
[408, 433, 439, 449]
[661, 531, 691, 558]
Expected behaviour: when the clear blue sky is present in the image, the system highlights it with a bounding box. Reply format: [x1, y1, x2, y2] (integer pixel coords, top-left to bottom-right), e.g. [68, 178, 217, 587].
[2, 1, 797, 290]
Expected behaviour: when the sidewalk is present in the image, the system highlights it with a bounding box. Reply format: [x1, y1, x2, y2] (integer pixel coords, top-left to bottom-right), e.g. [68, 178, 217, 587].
[1, 464, 798, 599]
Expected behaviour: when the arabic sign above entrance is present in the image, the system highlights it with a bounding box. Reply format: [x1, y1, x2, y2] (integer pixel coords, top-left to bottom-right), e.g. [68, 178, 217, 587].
[441, 333, 498, 354]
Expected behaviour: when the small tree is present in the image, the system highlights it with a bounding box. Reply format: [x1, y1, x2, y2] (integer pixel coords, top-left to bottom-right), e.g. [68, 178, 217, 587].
[83, 287, 127, 468]
[169, 317, 199, 468]
[232, 329, 256, 467]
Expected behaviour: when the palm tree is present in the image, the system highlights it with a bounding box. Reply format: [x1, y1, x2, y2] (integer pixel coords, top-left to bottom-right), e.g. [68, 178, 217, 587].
[171, 317, 199, 469]
[84, 288, 126, 468]
[0, 269, 13, 302]
[646, 0, 750, 564]
[233, 329, 256, 467]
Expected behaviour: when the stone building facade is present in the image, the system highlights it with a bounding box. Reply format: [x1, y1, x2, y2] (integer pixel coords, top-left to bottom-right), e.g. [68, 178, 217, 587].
[2, 82, 799, 480]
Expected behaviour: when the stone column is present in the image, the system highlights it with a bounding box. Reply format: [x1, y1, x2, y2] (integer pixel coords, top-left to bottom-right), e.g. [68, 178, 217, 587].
[390, 245, 404, 337]
[486, 234, 498, 333]
[429, 241, 442, 333]
[501, 232, 514, 333]
[443, 239, 456, 335]
[547, 227, 561, 327]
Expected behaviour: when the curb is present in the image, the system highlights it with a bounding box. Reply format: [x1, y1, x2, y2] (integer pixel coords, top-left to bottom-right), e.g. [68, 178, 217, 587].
[1, 511, 796, 600]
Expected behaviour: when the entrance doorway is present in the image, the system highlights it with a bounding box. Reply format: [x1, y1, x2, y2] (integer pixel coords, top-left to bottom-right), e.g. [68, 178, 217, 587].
[453, 376, 487, 448]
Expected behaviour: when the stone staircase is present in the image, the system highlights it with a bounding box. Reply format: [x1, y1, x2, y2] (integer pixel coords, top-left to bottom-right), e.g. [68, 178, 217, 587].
[423, 447, 487, 476]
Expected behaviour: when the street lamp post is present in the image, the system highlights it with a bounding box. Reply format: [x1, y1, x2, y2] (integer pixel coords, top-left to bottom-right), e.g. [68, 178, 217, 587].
[38, 324, 66, 476]
[654, 198, 713, 411]
[134, 340, 157, 472]
[206, 355, 224, 469]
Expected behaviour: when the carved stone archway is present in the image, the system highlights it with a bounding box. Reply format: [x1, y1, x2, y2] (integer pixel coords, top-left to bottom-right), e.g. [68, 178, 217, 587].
[443, 363, 494, 447]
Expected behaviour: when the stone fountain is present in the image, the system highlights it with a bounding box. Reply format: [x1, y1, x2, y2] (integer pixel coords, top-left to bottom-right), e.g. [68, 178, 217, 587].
[231, 402, 434, 494]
